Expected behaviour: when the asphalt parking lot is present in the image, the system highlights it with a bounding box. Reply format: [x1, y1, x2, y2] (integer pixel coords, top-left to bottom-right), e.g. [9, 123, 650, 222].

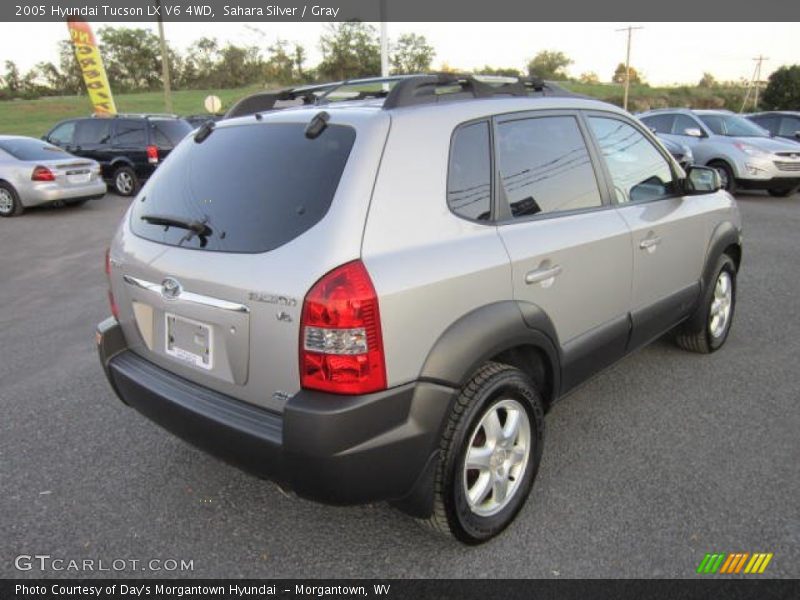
[0, 190, 798, 579]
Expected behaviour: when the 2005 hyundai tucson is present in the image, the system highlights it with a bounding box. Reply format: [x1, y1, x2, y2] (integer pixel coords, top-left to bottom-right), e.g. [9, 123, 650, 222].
[97, 75, 742, 544]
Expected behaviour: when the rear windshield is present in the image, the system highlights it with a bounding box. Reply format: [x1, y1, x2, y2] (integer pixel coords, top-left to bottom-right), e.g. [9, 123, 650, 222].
[0, 138, 68, 161]
[130, 122, 356, 253]
[150, 119, 192, 147]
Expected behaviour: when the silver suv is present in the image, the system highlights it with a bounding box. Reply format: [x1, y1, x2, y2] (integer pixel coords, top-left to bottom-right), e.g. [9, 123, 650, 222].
[639, 108, 800, 197]
[97, 75, 743, 544]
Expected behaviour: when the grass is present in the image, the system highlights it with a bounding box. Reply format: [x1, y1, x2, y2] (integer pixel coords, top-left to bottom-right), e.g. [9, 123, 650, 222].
[0, 80, 750, 138]
[0, 86, 262, 138]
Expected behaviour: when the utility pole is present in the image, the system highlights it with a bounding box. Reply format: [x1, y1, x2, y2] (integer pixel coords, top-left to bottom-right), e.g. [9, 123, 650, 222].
[156, 0, 173, 113]
[740, 55, 768, 112]
[616, 25, 643, 111]
[380, 0, 389, 78]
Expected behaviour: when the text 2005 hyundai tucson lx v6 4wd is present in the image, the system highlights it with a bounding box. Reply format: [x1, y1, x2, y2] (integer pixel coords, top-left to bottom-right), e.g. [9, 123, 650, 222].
[97, 75, 742, 544]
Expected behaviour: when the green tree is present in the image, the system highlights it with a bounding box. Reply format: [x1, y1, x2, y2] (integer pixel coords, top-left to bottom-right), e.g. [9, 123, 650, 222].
[613, 63, 642, 85]
[761, 65, 800, 110]
[579, 71, 600, 84]
[476, 66, 522, 78]
[293, 43, 307, 80]
[58, 40, 83, 94]
[527, 50, 572, 80]
[698, 72, 717, 88]
[390, 33, 435, 75]
[3, 61, 20, 92]
[263, 39, 296, 84]
[317, 23, 381, 81]
[98, 26, 162, 91]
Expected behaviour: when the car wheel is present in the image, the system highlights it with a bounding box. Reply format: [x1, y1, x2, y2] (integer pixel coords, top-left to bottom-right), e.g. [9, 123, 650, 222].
[675, 254, 737, 354]
[767, 186, 797, 197]
[708, 161, 737, 194]
[426, 361, 544, 544]
[0, 182, 23, 217]
[113, 167, 138, 197]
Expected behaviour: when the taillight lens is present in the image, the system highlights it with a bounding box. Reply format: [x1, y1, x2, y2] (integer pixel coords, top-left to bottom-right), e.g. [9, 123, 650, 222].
[31, 166, 55, 181]
[300, 260, 386, 395]
[146, 145, 159, 164]
[105, 248, 119, 320]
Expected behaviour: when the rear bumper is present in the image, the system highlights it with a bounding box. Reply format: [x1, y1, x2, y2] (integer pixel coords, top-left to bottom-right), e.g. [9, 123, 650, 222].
[21, 180, 106, 207]
[96, 318, 454, 515]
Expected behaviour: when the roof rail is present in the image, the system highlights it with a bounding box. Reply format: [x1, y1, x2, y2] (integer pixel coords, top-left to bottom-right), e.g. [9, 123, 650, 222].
[90, 113, 179, 119]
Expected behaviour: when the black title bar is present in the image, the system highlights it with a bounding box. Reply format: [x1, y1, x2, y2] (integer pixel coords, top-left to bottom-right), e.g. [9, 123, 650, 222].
[4, 0, 800, 22]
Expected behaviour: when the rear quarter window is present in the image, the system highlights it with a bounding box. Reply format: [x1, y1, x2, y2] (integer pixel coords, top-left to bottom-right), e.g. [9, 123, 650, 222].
[130, 122, 356, 253]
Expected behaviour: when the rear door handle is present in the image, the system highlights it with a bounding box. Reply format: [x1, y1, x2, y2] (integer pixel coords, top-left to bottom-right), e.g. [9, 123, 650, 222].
[639, 235, 661, 251]
[525, 264, 562, 286]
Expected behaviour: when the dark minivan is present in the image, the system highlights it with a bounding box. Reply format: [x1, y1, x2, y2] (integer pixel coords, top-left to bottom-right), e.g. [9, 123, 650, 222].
[44, 115, 192, 196]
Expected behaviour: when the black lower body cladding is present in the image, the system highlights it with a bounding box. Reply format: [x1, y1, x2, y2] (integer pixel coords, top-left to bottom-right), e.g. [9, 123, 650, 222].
[97, 320, 455, 515]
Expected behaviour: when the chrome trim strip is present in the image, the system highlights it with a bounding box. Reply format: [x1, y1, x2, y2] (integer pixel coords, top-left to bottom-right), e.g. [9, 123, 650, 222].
[123, 275, 250, 314]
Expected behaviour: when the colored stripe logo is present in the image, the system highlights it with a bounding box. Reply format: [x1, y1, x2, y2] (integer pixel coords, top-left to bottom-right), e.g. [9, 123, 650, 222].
[697, 552, 773, 574]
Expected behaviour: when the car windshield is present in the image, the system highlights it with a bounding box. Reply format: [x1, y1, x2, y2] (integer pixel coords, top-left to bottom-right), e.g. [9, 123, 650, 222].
[0, 138, 68, 161]
[698, 114, 769, 138]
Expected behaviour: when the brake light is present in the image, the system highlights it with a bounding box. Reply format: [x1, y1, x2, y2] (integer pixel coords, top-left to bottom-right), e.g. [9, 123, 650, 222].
[105, 248, 119, 320]
[300, 260, 386, 395]
[146, 145, 159, 164]
[31, 166, 55, 181]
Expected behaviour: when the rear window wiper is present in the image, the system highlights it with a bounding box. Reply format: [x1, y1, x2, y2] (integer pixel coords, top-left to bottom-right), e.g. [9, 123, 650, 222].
[140, 214, 214, 247]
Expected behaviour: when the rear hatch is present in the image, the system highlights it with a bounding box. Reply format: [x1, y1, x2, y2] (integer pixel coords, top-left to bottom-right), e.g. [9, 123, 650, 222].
[108, 110, 389, 412]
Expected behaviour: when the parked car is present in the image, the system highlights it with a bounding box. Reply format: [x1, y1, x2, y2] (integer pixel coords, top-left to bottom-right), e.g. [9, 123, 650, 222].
[0, 135, 105, 217]
[639, 108, 800, 196]
[658, 136, 694, 170]
[183, 113, 224, 129]
[43, 114, 192, 197]
[97, 74, 742, 544]
[746, 111, 800, 144]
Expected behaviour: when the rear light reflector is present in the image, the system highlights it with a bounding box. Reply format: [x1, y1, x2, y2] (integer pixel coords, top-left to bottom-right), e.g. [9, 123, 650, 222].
[105, 247, 119, 320]
[300, 260, 386, 395]
[31, 166, 55, 181]
[146, 145, 159, 164]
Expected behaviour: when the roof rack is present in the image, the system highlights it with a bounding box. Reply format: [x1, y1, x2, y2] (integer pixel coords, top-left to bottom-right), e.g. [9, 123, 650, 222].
[90, 113, 179, 119]
[224, 83, 338, 119]
[309, 73, 583, 110]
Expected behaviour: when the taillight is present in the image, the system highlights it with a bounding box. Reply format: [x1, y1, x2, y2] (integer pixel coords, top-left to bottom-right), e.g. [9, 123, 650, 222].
[105, 248, 119, 320]
[300, 260, 386, 395]
[31, 166, 55, 181]
[146, 145, 159, 164]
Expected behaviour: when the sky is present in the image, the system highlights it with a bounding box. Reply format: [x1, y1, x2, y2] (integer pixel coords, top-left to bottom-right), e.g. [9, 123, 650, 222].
[1, 21, 798, 86]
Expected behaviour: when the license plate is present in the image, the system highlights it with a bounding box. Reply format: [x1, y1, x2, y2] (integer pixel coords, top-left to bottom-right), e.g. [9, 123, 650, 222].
[165, 313, 213, 370]
[67, 170, 90, 184]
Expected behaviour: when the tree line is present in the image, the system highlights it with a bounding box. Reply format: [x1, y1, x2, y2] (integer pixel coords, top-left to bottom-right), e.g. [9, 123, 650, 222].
[1, 23, 798, 110]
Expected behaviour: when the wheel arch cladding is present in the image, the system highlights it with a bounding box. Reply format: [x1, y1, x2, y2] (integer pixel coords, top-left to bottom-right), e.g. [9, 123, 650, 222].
[418, 301, 561, 408]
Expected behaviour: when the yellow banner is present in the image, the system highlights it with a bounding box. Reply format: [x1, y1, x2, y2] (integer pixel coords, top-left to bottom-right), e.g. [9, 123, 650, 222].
[66, 19, 117, 115]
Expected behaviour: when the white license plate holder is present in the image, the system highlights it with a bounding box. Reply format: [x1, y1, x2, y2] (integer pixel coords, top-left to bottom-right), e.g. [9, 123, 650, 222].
[165, 313, 213, 370]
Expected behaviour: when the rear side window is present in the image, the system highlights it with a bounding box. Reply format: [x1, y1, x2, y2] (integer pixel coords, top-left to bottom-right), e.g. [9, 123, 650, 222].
[589, 117, 675, 204]
[750, 115, 778, 134]
[113, 120, 147, 146]
[779, 116, 800, 137]
[130, 122, 356, 253]
[496, 116, 602, 218]
[150, 119, 192, 148]
[49, 121, 75, 145]
[74, 119, 112, 145]
[447, 122, 492, 221]
[640, 114, 674, 134]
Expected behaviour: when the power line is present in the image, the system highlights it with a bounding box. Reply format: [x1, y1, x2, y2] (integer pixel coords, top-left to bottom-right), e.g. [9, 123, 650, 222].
[740, 55, 769, 113]
[615, 25, 643, 111]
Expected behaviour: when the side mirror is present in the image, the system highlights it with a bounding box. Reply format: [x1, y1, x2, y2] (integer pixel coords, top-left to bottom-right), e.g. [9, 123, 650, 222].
[685, 166, 722, 194]
[684, 127, 703, 138]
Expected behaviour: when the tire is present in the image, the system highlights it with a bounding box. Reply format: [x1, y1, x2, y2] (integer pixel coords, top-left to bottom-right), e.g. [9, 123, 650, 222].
[708, 160, 737, 194]
[675, 254, 737, 354]
[0, 182, 23, 217]
[426, 361, 545, 544]
[767, 186, 797, 198]
[112, 166, 138, 197]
